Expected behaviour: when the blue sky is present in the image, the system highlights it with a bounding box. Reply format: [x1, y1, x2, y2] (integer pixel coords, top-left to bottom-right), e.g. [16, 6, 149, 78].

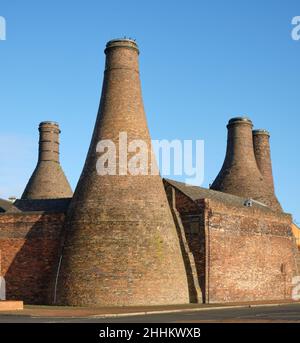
[0, 0, 299, 222]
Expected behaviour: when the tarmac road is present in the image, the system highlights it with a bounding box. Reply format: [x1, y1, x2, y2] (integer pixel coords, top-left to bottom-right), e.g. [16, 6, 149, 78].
[0, 303, 300, 323]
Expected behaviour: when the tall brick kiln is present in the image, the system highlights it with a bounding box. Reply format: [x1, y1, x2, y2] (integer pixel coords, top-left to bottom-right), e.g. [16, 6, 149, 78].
[0, 39, 299, 306]
[55, 39, 190, 306]
[253, 129, 277, 193]
[0, 122, 72, 304]
[211, 117, 282, 211]
[22, 121, 73, 200]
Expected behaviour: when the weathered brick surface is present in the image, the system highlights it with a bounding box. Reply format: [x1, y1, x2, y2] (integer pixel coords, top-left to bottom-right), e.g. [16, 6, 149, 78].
[55, 39, 189, 307]
[253, 130, 274, 191]
[0, 184, 298, 305]
[253, 129, 281, 210]
[22, 122, 73, 200]
[0, 212, 65, 304]
[164, 183, 203, 303]
[165, 185, 206, 302]
[211, 117, 282, 211]
[205, 199, 296, 303]
[167, 182, 298, 304]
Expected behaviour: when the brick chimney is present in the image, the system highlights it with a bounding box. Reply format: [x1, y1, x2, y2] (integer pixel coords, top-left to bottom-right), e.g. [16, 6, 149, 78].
[55, 39, 189, 306]
[211, 117, 280, 210]
[253, 129, 282, 211]
[21, 121, 73, 199]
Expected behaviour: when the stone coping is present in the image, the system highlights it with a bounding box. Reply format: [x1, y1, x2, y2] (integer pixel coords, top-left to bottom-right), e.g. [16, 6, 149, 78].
[0, 301, 23, 311]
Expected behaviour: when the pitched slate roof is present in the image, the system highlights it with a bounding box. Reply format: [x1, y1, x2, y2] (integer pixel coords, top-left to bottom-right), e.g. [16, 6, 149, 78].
[0, 198, 21, 213]
[164, 178, 272, 211]
[13, 198, 71, 213]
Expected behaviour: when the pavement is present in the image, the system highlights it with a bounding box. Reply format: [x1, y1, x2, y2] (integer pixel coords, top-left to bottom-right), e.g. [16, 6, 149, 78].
[0, 300, 300, 323]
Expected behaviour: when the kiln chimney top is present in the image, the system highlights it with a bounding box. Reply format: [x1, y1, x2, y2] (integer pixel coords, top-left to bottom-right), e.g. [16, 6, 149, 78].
[253, 129, 270, 136]
[105, 38, 139, 54]
[228, 116, 252, 127]
[39, 121, 59, 127]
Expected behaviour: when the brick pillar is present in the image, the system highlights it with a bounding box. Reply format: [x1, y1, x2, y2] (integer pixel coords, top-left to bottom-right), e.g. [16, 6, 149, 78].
[55, 39, 189, 306]
[21, 122, 73, 199]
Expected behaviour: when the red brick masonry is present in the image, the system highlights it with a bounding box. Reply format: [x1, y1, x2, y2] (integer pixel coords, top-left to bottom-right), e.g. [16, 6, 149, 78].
[205, 199, 296, 303]
[0, 212, 65, 304]
[167, 184, 299, 303]
[0, 192, 299, 305]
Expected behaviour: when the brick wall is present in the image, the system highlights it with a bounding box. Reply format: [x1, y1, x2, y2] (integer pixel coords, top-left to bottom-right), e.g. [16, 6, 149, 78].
[166, 183, 298, 304]
[205, 199, 296, 303]
[180, 206, 206, 301]
[0, 212, 65, 304]
[0, 186, 297, 306]
[165, 186, 206, 302]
